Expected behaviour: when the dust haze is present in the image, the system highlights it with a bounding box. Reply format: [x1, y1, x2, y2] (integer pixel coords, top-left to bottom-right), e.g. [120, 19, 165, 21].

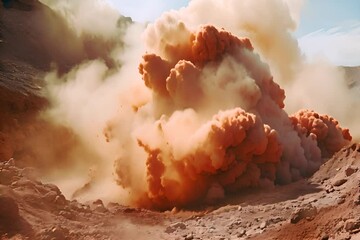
[35, 0, 358, 210]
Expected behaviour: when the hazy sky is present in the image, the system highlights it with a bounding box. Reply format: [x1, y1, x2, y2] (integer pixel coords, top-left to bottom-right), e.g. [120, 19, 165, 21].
[108, 0, 360, 66]
[296, 0, 360, 36]
[297, 0, 360, 66]
[108, 0, 189, 22]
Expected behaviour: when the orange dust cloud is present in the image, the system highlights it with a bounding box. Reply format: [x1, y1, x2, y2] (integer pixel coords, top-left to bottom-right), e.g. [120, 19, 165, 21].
[109, 25, 351, 209]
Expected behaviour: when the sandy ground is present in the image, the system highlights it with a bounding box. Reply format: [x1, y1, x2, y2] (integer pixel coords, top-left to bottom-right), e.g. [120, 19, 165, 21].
[1, 143, 360, 239]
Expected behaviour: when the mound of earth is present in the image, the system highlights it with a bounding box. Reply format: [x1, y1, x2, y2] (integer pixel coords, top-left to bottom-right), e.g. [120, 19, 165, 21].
[0, 159, 170, 240]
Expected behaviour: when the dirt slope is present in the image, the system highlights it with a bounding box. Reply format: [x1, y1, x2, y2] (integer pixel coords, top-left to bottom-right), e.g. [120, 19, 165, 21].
[0, 0, 124, 168]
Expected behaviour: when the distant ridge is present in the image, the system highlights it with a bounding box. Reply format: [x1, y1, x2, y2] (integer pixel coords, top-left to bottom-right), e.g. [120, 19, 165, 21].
[341, 66, 360, 87]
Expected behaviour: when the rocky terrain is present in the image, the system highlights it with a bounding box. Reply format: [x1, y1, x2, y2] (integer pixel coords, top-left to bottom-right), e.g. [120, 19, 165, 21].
[1, 0, 360, 239]
[1, 143, 360, 239]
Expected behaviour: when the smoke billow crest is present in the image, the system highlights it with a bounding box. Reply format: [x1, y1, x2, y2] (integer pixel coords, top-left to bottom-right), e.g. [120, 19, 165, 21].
[39, 0, 354, 210]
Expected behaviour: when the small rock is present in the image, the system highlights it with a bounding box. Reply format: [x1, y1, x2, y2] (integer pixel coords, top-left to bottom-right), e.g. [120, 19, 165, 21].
[268, 216, 285, 224]
[335, 231, 351, 240]
[321, 234, 329, 240]
[107, 202, 120, 209]
[93, 199, 104, 205]
[344, 219, 360, 232]
[345, 166, 357, 177]
[44, 183, 61, 195]
[42, 191, 58, 203]
[42, 226, 69, 239]
[228, 219, 241, 230]
[69, 201, 82, 211]
[78, 204, 91, 213]
[165, 222, 187, 234]
[237, 206, 242, 211]
[123, 207, 139, 213]
[59, 210, 75, 220]
[171, 222, 187, 230]
[354, 194, 360, 205]
[290, 205, 317, 224]
[337, 197, 346, 205]
[54, 194, 67, 206]
[5, 158, 15, 166]
[335, 220, 345, 231]
[165, 226, 175, 234]
[237, 229, 246, 237]
[184, 233, 194, 240]
[90, 199, 108, 213]
[325, 185, 335, 193]
[94, 204, 108, 213]
[260, 221, 267, 229]
[11, 179, 35, 188]
[234, 219, 242, 226]
[333, 179, 347, 187]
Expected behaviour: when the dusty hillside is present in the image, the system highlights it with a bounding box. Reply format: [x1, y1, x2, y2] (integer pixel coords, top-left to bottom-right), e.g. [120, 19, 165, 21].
[343, 66, 360, 87]
[1, 0, 360, 239]
[0, 0, 129, 169]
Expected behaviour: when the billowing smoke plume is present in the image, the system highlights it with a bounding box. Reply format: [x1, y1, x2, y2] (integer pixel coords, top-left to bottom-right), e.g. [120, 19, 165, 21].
[118, 24, 349, 209]
[40, 0, 355, 209]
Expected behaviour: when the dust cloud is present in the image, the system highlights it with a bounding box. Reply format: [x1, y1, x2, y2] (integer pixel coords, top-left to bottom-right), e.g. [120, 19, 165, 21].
[38, 0, 356, 210]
